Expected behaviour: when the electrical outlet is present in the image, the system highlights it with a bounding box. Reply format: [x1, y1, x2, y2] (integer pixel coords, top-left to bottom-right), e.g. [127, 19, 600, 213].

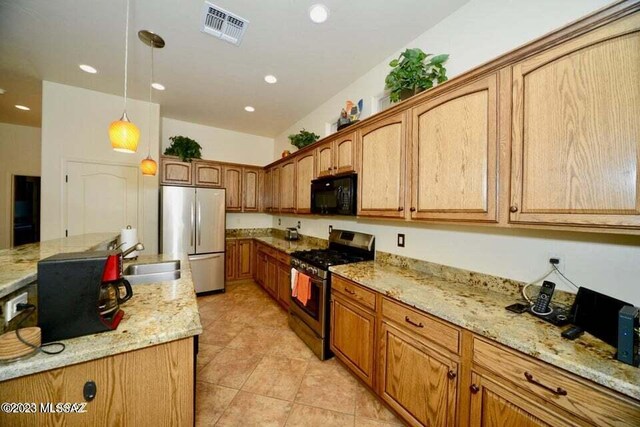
[549, 254, 564, 273]
[397, 233, 405, 247]
[297, 221, 301, 229]
[328, 225, 333, 233]
[278, 218, 281, 226]
[4, 292, 28, 324]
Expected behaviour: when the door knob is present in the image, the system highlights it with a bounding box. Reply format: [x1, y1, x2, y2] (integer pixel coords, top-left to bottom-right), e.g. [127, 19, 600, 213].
[410, 207, 416, 212]
[470, 384, 480, 394]
[398, 207, 404, 211]
[509, 205, 518, 213]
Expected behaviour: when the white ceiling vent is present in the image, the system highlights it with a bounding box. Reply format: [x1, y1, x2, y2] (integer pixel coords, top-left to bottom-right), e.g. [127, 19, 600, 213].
[201, 2, 249, 46]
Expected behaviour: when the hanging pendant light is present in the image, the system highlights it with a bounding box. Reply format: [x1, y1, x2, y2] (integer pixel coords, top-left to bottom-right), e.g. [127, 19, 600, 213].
[110, 0, 140, 153]
[138, 30, 165, 176]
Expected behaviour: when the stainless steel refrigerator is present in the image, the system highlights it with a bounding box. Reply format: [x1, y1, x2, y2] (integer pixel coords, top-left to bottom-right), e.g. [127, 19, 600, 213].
[161, 186, 226, 293]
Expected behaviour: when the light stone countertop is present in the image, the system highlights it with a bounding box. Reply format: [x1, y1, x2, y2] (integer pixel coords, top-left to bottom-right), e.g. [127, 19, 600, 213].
[0, 251, 202, 382]
[0, 233, 118, 299]
[251, 236, 327, 254]
[330, 261, 640, 401]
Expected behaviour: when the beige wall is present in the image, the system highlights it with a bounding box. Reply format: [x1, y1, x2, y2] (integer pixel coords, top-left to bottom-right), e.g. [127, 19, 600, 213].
[41, 81, 160, 253]
[162, 117, 273, 167]
[0, 123, 41, 249]
[270, 0, 640, 306]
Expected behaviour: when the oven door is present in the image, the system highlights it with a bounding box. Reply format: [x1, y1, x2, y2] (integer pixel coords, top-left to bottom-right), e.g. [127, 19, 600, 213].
[289, 270, 326, 337]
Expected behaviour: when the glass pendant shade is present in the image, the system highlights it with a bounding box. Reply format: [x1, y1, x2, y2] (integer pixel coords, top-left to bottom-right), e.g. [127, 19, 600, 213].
[109, 112, 140, 153]
[140, 155, 158, 176]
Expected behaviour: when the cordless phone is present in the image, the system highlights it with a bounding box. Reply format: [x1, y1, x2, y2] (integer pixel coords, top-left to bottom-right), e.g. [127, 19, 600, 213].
[532, 281, 556, 315]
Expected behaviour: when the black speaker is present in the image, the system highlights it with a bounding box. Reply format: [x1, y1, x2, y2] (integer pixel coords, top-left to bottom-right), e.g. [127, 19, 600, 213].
[617, 306, 639, 367]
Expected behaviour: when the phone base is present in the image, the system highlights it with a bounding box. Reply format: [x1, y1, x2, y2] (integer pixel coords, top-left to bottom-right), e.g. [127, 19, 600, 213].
[529, 305, 571, 327]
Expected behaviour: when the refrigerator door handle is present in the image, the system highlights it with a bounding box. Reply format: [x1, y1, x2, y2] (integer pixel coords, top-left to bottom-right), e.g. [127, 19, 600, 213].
[189, 253, 223, 260]
[190, 201, 195, 248]
[198, 201, 202, 246]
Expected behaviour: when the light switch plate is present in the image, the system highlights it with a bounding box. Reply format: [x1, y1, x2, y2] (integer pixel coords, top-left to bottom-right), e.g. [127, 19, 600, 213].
[397, 233, 405, 247]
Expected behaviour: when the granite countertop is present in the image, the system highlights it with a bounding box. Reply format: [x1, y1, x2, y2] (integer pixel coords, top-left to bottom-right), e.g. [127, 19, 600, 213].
[252, 236, 326, 254]
[0, 252, 202, 382]
[330, 261, 640, 401]
[0, 233, 118, 299]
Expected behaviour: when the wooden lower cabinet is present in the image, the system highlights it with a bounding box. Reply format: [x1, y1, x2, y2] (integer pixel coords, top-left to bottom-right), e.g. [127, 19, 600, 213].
[237, 239, 253, 279]
[379, 320, 459, 427]
[255, 248, 267, 287]
[225, 240, 237, 281]
[0, 338, 194, 426]
[330, 292, 376, 387]
[469, 372, 572, 427]
[276, 259, 291, 309]
[265, 257, 278, 297]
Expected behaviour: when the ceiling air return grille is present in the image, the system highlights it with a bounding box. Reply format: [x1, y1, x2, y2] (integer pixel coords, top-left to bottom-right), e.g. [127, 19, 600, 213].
[201, 2, 249, 46]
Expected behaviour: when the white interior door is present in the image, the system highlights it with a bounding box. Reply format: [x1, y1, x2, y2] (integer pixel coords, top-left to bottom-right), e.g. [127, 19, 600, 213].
[66, 161, 139, 236]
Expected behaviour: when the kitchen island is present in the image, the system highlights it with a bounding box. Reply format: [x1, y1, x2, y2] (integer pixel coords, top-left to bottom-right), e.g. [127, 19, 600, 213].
[0, 235, 202, 426]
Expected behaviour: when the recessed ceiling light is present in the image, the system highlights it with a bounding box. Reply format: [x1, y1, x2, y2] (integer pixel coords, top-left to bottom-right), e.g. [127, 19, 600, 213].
[244, 106, 255, 112]
[15, 105, 30, 111]
[79, 64, 98, 74]
[309, 4, 329, 24]
[0, 88, 6, 95]
[151, 82, 165, 91]
[264, 75, 277, 84]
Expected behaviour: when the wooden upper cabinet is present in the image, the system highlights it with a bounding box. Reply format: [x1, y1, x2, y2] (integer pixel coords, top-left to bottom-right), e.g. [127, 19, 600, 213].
[334, 133, 356, 174]
[358, 112, 407, 218]
[411, 74, 498, 222]
[271, 166, 281, 213]
[316, 141, 334, 177]
[295, 152, 316, 213]
[161, 157, 193, 186]
[510, 14, 640, 229]
[242, 167, 260, 212]
[193, 160, 223, 188]
[279, 160, 296, 213]
[263, 169, 272, 212]
[223, 166, 242, 212]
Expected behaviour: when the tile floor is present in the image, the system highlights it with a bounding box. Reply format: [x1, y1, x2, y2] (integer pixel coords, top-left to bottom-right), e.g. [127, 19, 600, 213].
[196, 279, 406, 426]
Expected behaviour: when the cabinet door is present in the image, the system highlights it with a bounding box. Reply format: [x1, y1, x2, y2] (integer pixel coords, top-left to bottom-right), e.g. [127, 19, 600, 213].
[271, 167, 280, 213]
[256, 250, 267, 287]
[223, 166, 242, 212]
[161, 157, 193, 186]
[277, 261, 291, 309]
[237, 239, 253, 279]
[510, 14, 640, 228]
[225, 240, 237, 281]
[279, 160, 296, 213]
[295, 152, 316, 214]
[263, 169, 272, 212]
[242, 167, 259, 212]
[266, 256, 278, 297]
[316, 141, 334, 177]
[379, 321, 458, 427]
[469, 372, 578, 427]
[358, 112, 407, 218]
[330, 293, 375, 387]
[334, 133, 356, 174]
[411, 74, 498, 222]
[194, 161, 223, 188]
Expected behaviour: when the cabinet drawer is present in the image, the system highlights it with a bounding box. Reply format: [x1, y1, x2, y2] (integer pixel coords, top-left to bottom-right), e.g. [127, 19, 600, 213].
[382, 297, 459, 354]
[276, 251, 290, 265]
[472, 337, 640, 427]
[332, 275, 376, 311]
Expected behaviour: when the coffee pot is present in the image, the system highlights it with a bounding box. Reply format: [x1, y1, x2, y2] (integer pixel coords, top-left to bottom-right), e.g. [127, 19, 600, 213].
[98, 279, 133, 317]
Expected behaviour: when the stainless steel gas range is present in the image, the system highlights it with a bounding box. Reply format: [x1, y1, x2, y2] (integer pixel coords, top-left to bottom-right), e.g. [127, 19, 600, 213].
[289, 230, 375, 360]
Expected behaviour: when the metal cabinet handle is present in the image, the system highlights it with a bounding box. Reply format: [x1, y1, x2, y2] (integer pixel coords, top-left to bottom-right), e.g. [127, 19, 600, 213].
[509, 205, 518, 213]
[470, 384, 480, 394]
[344, 288, 356, 295]
[398, 207, 404, 212]
[410, 207, 416, 212]
[405, 316, 424, 328]
[447, 370, 457, 380]
[524, 372, 568, 396]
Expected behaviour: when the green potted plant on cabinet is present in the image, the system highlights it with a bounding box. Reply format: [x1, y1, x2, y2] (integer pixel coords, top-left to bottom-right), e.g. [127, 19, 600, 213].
[288, 129, 320, 150]
[163, 136, 202, 162]
[385, 48, 449, 103]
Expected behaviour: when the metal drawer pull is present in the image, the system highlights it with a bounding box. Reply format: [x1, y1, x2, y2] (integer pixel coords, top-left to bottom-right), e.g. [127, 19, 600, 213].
[470, 384, 479, 394]
[405, 316, 424, 328]
[344, 288, 356, 295]
[447, 370, 456, 380]
[524, 372, 568, 396]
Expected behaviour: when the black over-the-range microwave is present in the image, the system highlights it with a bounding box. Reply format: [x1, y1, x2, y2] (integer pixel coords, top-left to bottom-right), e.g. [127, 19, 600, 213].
[310, 173, 357, 215]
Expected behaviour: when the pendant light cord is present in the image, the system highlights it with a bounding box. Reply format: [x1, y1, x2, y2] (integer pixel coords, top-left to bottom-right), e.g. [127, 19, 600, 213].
[147, 45, 153, 156]
[123, 0, 130, 112]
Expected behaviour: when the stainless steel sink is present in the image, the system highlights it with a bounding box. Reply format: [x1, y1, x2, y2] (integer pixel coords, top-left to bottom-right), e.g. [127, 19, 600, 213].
[123, 260, 181, 285]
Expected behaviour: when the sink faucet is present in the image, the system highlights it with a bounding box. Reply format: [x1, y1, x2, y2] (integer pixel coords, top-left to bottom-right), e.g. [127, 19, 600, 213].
[121, 242, 144, 258]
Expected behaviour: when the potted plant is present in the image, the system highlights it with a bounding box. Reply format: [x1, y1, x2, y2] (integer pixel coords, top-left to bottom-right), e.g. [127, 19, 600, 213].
[385, 48, 449, 103]
[164, 136, 202, 162]
[288, 129, 320, 150]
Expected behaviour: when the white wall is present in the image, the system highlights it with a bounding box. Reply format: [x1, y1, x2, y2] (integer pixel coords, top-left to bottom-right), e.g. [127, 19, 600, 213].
[162, 118, 273, 167]
[41, 81, 160, 253]
[269, 0, 640, 306]
[226, 213, 273, 230]
[273, 0, 612, 156]
[275, 215, 640, 306]
[0, 123, 41, 249]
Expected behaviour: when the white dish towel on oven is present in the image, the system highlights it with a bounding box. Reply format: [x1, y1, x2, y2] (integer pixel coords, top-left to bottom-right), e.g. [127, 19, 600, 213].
[291, 268, 299, 297]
